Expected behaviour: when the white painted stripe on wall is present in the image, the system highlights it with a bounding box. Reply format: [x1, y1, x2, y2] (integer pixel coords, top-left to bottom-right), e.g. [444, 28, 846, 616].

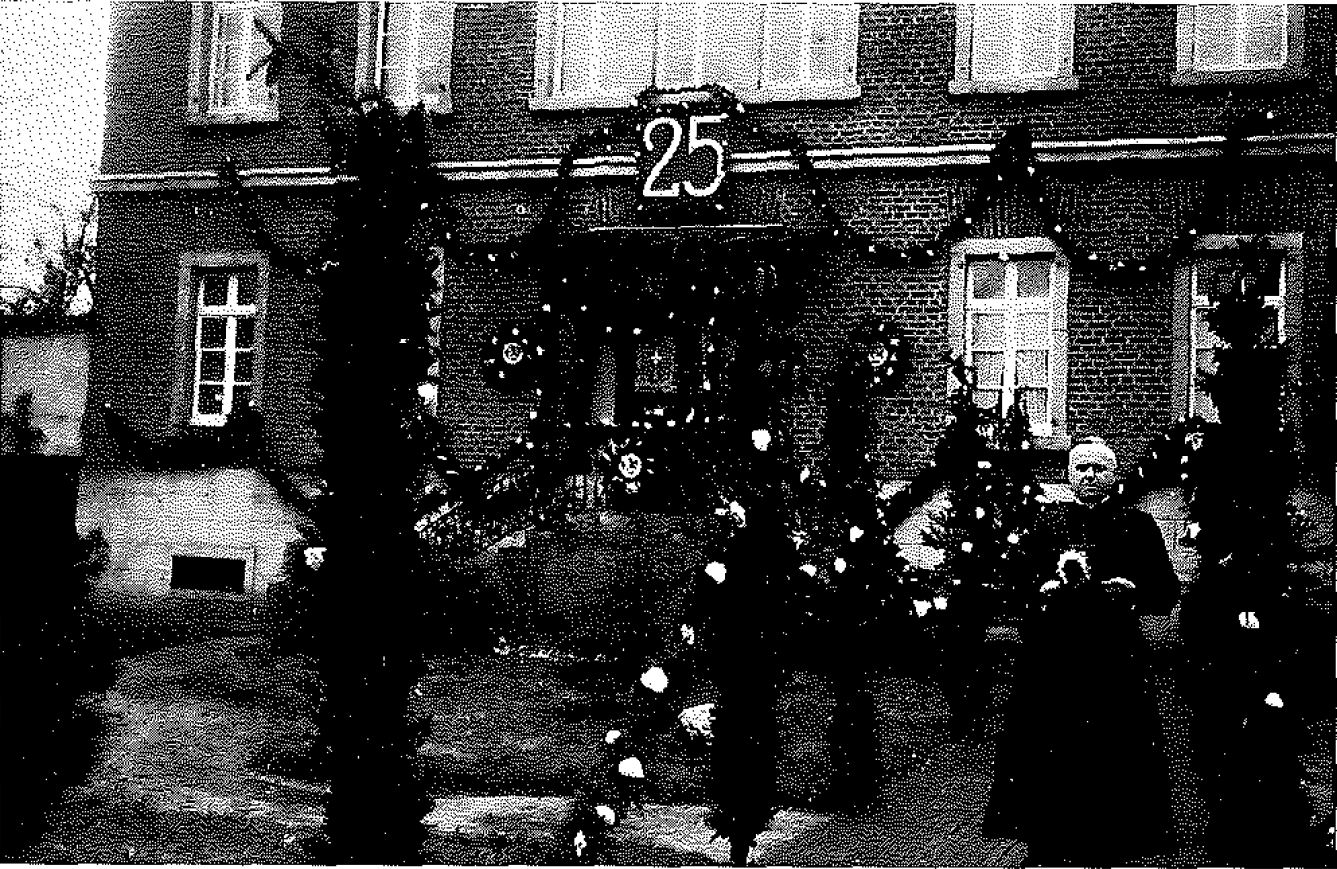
[92, 133, 1335, 193]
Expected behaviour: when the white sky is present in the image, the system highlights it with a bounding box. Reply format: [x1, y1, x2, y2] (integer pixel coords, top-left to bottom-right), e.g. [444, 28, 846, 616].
[0, 0, 110, 259]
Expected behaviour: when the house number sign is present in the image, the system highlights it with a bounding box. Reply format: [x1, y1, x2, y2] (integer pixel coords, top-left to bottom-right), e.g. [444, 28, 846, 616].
[640, 113, 727, 199]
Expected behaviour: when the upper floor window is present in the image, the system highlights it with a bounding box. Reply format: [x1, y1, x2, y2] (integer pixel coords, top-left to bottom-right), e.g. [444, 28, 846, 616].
[172, 253, 269, 430]
[1174, 234, 1302, 423]
[1175, 5, 1307, 84]
[189, 2, 282, 123]
[531, 1, 860, 110]
[951, 4, 1077, 95]
[355, 1, 456, 111]
[949, 239, 1071, 445]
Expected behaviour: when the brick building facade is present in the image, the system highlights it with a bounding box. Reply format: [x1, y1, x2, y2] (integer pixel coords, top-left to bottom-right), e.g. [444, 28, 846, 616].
[88, 2, 1333, 594]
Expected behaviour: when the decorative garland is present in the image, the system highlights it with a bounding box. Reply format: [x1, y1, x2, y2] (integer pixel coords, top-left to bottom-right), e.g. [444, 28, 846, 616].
[847, 318, 908, 396]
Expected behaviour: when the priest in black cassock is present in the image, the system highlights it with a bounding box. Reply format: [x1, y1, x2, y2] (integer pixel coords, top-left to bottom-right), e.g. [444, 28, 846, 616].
[984, 437, 1180, 865]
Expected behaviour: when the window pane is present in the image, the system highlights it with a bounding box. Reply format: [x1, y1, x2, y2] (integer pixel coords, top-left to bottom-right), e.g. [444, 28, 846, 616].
[233, 384, 253, 411]
[1019, 387, 1048, 424]
[1241, 4, 1285, 68]
[764, 2, 804, 86]
[200, 350, 226, 382]
[234, 350, 254, 384]
[656, 1, 698, 88]
[701, 2, 762, 92]
[197, 383, 225, 415]
[1016, 311, 1050, 347]
[1014, 4, 1059, 78]
[1016, 258, 1051, 297]
[1195, 4, 1235, 69]
[971, 313, 1005, 348]
[636, 337, 676, 393]
[970, 5, 1014, 81]
[558, 2, 596, 93]
[968, 259, 1005, 299]
[201, 273, 230, 307]
[973, 387, 1002, 412]
[1194, 308, 1223, 348]
[200, 317, 228, 349]
[235, 317, 256, 350]
[973, 351, 1004, 387]
[1016, 350, 1049, 387]
[597, 2, 656, 97]
[234, 271, 256, 306]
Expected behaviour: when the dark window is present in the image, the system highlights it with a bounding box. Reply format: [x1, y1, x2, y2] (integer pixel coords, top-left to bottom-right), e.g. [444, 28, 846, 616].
[171, 555, 246, 594]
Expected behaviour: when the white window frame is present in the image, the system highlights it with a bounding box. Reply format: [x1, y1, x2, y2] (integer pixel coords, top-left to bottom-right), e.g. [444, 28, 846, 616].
[1174, 233, 1302, 422]
[950, 3, 1077, 95]
[1174, 4, 1307, 85]
[531, 0, 860, 110]
[172, 252, 269, 431]
[355, 1, 455, 110]
[949, 238, 1070, 446]
[188, 2, 281, 123]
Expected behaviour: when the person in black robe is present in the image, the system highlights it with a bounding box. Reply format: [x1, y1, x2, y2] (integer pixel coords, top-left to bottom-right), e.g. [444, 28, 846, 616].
[984, 437, 1180, 865]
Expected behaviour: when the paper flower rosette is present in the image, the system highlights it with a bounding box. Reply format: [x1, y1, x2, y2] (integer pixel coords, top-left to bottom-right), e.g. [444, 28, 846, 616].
[599, 435, 655, 495]
[483, 323, 545, 392]
[850, 319, 908, 394]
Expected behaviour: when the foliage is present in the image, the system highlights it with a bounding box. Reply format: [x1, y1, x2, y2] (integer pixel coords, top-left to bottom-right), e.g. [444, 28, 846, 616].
[1, 391, 47, 455]
[0, 201, 95, 318]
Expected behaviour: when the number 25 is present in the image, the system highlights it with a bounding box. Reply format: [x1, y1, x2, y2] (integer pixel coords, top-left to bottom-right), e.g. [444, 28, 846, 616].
[643, 114, 726, 198]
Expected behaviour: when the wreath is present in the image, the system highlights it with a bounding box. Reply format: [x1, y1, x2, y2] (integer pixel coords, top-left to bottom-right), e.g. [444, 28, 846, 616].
[598, 434, 656, 495]
[849, 319, 909, 395]
[482, 323, 546, 392]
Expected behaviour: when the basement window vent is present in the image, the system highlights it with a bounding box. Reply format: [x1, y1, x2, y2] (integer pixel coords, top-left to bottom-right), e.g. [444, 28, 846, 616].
[171, 555, 246, 594]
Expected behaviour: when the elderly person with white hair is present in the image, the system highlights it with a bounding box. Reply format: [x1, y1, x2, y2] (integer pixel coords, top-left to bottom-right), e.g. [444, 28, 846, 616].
[984, 436, 1180, 865]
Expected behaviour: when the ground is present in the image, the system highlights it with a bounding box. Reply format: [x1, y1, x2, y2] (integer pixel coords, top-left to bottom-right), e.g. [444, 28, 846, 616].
[20, 610, 1335, 865]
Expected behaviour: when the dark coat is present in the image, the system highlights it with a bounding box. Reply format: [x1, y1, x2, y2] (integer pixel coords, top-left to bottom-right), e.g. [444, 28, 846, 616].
[984, 499, 1180, 862]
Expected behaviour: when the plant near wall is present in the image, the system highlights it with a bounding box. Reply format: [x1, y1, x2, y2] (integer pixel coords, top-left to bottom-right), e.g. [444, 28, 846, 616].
[0, 202, 96, 318]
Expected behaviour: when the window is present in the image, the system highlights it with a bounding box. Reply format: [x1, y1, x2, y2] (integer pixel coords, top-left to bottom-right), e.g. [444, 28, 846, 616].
[188, 2, 282, 122]
[355, 1, 455, 111]
[949, 239, 1070, 443]
[532, 1, 860, 110]
[1174, 234, 1302, 423]
[1175, 5, 1307, 84]
[171, 555, 247, 594]
[172, 252, 269, 431]
[951, 4, 1077, 94]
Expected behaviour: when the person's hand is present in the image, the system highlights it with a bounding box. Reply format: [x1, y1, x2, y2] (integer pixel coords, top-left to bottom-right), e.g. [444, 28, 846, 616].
[1101, 577, 1136, 592]
[1039, 579, 1062, 595]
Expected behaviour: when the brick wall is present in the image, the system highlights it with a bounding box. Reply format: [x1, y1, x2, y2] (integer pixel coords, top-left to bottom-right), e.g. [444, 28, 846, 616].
[101, 3, 1335, 174]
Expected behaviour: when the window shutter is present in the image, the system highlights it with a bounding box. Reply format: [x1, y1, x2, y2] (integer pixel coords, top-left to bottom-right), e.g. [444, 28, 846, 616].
[1015, 5, 1060, 78]
[249, 1, 281, 110]
[656, 2, 699, 89]
[809, 1, 858, 85]
[596, 2, 656, 101]
[418, 2, 454, 111]
[1240, 4, 1286, 68]
[1193, 4, 1234, 68]
[558, 2, 598, 94]
[762, 3, 804, 89]
[969, 5, 1014, 81]
[700, 2, 764, 94]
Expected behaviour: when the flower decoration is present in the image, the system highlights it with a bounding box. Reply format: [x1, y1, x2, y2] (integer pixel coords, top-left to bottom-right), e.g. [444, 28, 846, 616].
[303, 546, 327, 571]
[617, 756, 646, 779]
[595, 805, 617, 826]
[482, 322, 545, 392]
[1057, 549, 1090, 584]
[640, 665, 669, 693]
[599, 435, 655, 495]
[678, 703, 716, 740]
[850, 318, 909, 395]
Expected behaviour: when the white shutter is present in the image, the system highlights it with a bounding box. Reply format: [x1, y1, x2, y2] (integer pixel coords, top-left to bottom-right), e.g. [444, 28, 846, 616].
[596, 2, 656, 101]
[1240, 4, 1286, 69]
[809, 1, 857, 84]
[418, 2, 455, 110]
[700, 2, 764, 93]
[1193, 4, 1235, 69]
[762, 3, 804, 89]
[557, 2, 597, 94]
[249, 1, 281, 111]
[1015, 5, 1060, 78]
[656, 2, 700, 89]
[969, 5, 1014, 82]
